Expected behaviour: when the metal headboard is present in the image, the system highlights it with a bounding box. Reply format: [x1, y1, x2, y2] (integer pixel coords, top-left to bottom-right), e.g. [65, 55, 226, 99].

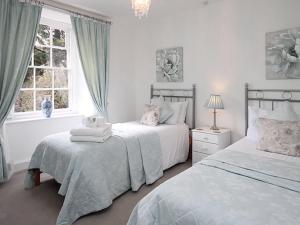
[151, 84, 196, 129]
[245, 83, 300, 135]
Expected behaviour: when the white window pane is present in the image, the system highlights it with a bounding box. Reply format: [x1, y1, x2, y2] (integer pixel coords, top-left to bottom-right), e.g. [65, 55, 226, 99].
[36, 69, 52, 88]
[29, 55, 33, 66]
[22, 68, 34, 88]
[54, 70, 68, 88]
[15, 90, 34, 112]
[54, 90, 68, 109]
[53, 29, 65, 47]
[36, 24, 50, 46]
[34, 46, 50, 66]
[52, 48, 67, 67]
[36, 90, 52, 110]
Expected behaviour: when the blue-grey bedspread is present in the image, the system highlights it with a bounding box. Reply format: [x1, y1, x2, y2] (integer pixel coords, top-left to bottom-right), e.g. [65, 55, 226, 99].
[127, 150, 300, 225]
[24, 122, 163, 225]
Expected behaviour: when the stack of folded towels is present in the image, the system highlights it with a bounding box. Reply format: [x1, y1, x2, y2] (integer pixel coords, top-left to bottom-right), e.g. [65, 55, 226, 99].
[70, 116, 112, 143]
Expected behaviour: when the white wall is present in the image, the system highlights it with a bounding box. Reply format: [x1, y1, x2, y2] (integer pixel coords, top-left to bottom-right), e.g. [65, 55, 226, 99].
[108, 20, 136, 123]
[5, 115, 84, 171]
[132, 0, 300, 142]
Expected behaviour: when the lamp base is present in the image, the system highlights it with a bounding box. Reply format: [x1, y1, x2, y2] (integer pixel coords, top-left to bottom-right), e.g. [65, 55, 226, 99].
[210, 109, 220, 131]
[210, 125, 220, 131]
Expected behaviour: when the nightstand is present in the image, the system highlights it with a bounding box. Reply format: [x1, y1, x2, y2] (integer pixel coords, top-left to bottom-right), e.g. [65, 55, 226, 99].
[192, 127, 231, 164]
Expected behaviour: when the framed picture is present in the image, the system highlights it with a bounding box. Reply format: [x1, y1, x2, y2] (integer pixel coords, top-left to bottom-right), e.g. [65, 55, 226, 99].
[266, 27, 300, 79]
[156, 47, 183, 82]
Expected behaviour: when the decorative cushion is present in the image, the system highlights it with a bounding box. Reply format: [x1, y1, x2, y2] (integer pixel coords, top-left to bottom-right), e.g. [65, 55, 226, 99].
[247, 102, 299, 142]
[159, 104, 174, 123]
[140, 104, 160, 126]
[257, 118, 300, 157]
[151, 97, 174, 123]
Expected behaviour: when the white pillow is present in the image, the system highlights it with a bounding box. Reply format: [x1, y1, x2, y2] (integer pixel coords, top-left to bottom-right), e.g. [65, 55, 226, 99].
[151, 97, 174, 124]
[247, 102, 299, 141]
[248, 107, 268, 127]
[261, 101, 299, 121]
[177, 101, 188, 124]
[247, 107, 268, 141]
[165, 102, 184, 125]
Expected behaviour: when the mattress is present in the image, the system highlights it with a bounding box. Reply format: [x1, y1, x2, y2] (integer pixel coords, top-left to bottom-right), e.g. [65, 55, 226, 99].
[131, 122, 189, 170]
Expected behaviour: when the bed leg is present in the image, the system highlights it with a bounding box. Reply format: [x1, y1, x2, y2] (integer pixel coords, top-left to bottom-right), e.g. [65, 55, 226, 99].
[188, 134, 192, 159]
[33, 169, 41, 187]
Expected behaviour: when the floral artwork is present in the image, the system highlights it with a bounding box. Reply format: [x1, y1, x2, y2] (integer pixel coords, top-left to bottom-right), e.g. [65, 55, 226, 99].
[156, 47, 183, 82]
[266, 27, 300, 79]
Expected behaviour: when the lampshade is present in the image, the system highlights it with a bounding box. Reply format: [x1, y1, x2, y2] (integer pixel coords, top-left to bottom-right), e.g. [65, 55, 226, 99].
[205, 94, 224, 109]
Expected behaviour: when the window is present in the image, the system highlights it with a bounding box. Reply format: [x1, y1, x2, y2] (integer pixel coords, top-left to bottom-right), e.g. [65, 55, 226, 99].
[14, 23, 71, 114]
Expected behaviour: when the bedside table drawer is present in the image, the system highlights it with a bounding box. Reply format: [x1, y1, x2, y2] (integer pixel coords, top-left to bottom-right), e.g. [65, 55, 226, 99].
[192, 151, 209, 164]
[193, 141, 219, 155]
[192, 132, 218, 144]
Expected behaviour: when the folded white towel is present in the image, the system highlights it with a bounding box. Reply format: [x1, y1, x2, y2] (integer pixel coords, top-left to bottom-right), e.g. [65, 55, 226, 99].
[70, 123, 112, 137]
[83, 116, 105, 128]
[70, 132, 112, 143]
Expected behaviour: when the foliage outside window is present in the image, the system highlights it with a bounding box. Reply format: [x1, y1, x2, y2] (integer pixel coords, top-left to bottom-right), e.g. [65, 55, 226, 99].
[14, 24, 70, 113]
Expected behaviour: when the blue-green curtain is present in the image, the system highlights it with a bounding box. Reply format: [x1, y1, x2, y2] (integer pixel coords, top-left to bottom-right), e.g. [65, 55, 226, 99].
[71, 16, 110, 119]
[0, 0, 42, 182]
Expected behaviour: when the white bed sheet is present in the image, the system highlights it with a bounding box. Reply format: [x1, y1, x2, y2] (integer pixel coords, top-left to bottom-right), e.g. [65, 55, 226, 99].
[154, 123, 189, 170]
[122, 122, 189, 170]
[226, 136, 300, 164]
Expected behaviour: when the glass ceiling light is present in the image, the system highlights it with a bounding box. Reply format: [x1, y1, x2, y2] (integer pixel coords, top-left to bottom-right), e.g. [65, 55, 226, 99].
[131, 0, 151, 19]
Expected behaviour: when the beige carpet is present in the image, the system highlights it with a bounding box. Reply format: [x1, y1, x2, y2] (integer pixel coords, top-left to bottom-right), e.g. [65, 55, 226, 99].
[0, 161, 191, 225]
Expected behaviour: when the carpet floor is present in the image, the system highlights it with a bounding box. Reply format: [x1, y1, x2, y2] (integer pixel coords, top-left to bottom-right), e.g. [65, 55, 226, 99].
[0, 160, 191, 225]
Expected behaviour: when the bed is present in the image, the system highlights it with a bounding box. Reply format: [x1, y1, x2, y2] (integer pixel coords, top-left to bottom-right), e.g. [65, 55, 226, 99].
[24, 85, 196, 225]
[127, 83, 300, 225]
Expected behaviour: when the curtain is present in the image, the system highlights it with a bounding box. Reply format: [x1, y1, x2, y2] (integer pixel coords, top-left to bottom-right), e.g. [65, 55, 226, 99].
[71, 16, 110, 119]
[0, 0, 42, 182]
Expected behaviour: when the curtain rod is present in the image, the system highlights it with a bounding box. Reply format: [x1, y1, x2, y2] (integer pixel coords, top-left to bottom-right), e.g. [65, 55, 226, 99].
[22, 0, 112, 25]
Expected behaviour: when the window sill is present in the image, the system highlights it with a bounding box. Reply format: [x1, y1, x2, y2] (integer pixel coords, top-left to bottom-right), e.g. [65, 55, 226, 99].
[5, 113, 83, 125]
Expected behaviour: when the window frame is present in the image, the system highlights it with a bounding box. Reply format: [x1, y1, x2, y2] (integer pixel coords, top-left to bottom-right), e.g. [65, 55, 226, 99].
[12, 18, 75, 119]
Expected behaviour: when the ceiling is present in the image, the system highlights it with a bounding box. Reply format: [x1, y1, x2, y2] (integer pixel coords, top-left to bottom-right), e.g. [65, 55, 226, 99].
[54, 0, 216, 20]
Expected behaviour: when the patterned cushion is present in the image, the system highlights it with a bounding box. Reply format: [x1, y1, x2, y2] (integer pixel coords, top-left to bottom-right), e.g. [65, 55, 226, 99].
[257, 118, 300, 157]
[140, 104, 160, 126]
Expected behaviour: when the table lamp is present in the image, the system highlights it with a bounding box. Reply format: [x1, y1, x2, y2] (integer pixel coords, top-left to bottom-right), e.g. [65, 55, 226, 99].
[205, 94, 224, 131]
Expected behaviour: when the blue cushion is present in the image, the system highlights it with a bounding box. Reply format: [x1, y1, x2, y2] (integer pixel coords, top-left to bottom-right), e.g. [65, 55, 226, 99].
[159, 103, 174, 123]
[151, 97, 174, 124]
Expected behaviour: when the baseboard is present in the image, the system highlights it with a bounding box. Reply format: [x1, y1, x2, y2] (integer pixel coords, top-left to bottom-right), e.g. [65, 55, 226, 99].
[13, 160, 30, 172]
[7, 163, 14, 180]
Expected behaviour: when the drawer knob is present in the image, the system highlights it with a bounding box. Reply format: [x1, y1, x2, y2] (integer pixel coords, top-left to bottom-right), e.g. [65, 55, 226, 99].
[203, 137, 208, 140]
